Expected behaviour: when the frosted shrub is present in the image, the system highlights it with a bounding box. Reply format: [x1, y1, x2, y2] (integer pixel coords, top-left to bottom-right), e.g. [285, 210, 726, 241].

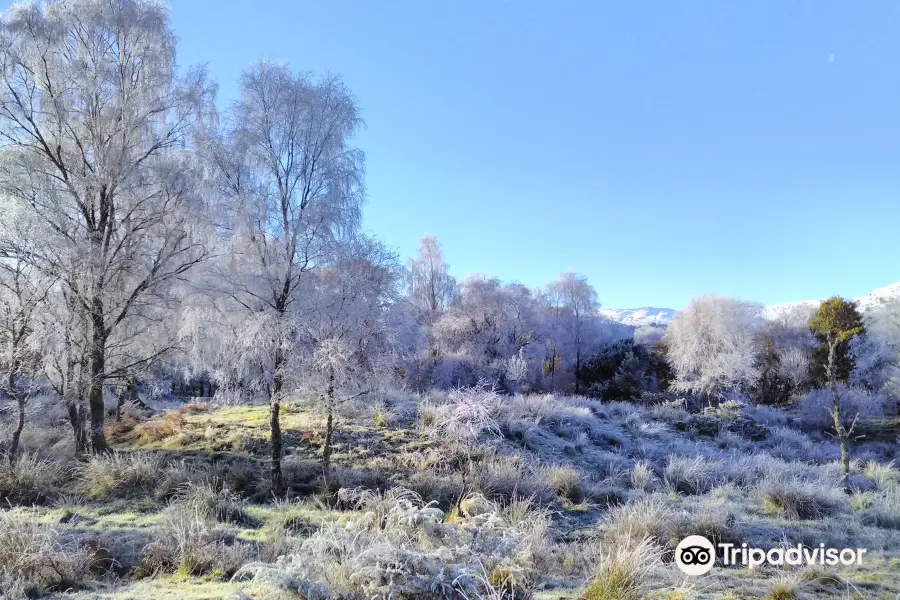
[428, 385, 502, 443]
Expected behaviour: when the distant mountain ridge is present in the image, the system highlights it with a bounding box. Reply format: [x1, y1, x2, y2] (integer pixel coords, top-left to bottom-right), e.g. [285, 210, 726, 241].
[598, 307, 677, 327]
[600, 282, 900, 327]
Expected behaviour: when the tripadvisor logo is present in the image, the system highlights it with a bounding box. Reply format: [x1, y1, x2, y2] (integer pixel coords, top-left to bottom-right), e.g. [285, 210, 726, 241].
[675, 536, 868, 576]
[675, 535, 716, 575]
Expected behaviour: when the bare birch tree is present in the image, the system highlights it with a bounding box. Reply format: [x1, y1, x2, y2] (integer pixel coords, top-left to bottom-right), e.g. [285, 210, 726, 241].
[0, 0, 213, 452]
[207, 61, 364, 494]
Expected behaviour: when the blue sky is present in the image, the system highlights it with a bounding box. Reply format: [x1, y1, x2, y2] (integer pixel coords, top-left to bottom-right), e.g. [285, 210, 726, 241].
[22, 1, 900, 309]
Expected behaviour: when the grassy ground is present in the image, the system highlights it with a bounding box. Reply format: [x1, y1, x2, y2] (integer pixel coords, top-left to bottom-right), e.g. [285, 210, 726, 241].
[2, 392, 900, 599]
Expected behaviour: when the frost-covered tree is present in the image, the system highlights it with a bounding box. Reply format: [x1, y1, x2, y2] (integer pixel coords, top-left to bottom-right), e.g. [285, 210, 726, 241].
[0, 0, 213, 452]
[295, 236, 402, 476]
[665, 294, 763, 405]
[0, 248, 51, 460]
[542, 272, 600, 393]
[407, 235, 455, 318]
[851, 299, 900, 393]
[433, 275, 541, 389]
[201, 61, 364, 494]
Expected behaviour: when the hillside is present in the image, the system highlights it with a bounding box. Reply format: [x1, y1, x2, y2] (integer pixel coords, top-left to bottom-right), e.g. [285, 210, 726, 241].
[3, 390, 900, 599]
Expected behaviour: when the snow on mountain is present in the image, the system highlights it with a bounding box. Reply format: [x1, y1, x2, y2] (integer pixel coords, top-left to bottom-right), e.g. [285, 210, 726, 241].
[601, 282, 900, 328]
[598, 307, 677, 327]
[762, 281, 900, 320]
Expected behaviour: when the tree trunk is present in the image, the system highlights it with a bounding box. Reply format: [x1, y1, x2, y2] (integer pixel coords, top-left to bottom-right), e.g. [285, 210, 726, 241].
[322, 369, 336, 480]
[574, 349, 581, 394]
[269, 346, 285, 497]
[88, 308, 109, 454]
[9, 390, 25, 463]
[66, 356, 88, 453]
[115, 384, 127, 422]
[67, 402, 87, 454]
[827, 336, 851, 477]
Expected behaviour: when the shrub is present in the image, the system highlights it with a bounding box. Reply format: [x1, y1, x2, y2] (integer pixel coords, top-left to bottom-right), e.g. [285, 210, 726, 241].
[576, 340, 657, 401]
[0, 452, 66, 504]
[663, 455, 723, 495]
[756, 477, 842, 520]
[580, 537, 663, 600]
[76, 451, 161, 499]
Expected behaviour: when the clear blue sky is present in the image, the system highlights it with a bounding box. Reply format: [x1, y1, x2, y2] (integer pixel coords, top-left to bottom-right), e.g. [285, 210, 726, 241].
[25, 1, 900, 309]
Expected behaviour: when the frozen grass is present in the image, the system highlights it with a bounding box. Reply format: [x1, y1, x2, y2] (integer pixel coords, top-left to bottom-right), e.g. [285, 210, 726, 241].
[629, 461, 656, 491]
[76, 451, 161, 499]
[580, 537, 664, 600]
[171, 480, 251, 525]
[138, 504, 252, 579]
[4, 388, 900, 599]
[756, 476, 844, 520]
[663, 455, 724, 495]
[602, 494, 737, 551]
[864, 460, 900, 490]
[862, 483, 900, 529]
[235, 485, 554, 599]
[0, 451, 66, 504]
[0, 511, 95, 596]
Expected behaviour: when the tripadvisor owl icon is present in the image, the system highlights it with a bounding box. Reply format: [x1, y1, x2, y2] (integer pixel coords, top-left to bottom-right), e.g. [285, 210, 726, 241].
[675, 535, 716, 575]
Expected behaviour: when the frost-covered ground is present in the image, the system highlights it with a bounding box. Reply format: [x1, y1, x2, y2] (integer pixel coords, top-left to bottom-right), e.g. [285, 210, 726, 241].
[2, 390, 900, 599]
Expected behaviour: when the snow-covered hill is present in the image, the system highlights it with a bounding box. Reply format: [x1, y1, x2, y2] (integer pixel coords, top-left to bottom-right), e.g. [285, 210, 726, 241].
[598, 307, 676, 327]
[763, 281, 900, 320]
[601, 282, 900, 328]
